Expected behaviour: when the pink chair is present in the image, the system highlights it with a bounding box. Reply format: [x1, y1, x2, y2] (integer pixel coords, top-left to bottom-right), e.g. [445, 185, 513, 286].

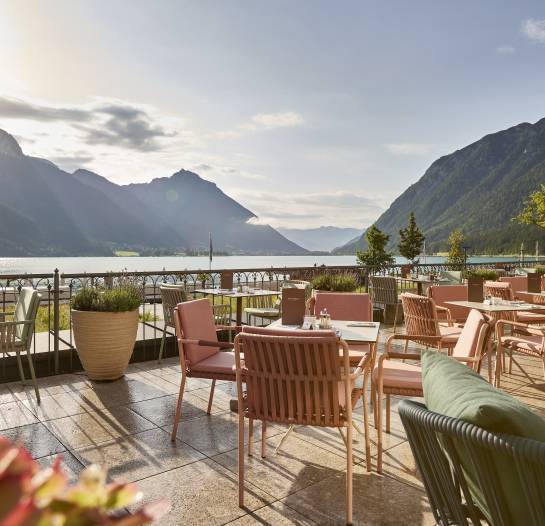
[427, 285, 469, 324]
[400, 293, 462, 353]
[312, 292, 372, 321]
[235, 330, 368, 525]
[499, 276, 527, 297]
[171, 299, 237, 441]
[312, 292, 375, 366]
[373, 309, 492, 472]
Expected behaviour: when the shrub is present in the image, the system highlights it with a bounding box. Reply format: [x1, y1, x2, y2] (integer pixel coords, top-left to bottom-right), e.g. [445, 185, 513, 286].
[534, 265, 545, 275]
[464, 269, 498, 281]
[311, 273, 358, 292]
[72, 284, 142, 312]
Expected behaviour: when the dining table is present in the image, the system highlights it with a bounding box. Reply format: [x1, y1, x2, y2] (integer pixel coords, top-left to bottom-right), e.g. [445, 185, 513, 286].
[194, 287, 279, 326]
[399, 276, 450, 295]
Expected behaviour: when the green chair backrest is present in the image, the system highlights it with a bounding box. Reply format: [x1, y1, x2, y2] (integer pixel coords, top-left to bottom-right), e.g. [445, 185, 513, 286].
[14, 287, 41, 345]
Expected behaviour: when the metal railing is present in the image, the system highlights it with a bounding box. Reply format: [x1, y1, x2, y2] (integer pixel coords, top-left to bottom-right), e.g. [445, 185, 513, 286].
[0, 259, 538, 381]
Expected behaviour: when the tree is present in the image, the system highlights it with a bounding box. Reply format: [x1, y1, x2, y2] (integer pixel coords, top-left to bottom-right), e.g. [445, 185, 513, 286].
[356, 224, 394, 269]
[446, 229, 465, 269]
[398, 212, 425, 264]
[513, 184, 545, 228]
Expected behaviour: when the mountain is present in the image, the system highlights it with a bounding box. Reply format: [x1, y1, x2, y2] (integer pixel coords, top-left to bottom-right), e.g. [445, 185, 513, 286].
[0, 130, 306, 256]
[335, 118, 545, 255]
[277, 226, 361, 252]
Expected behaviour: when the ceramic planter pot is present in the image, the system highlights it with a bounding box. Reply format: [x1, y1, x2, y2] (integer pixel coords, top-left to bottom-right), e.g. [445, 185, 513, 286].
[72, 309, 139, 380]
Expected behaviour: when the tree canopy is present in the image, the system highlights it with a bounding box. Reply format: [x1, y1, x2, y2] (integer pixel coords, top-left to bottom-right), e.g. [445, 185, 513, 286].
[398, 212, 425, 264]
[446, 229, 465, 269]
[356, 224, 394, 269]
[514, 184, 545, 228]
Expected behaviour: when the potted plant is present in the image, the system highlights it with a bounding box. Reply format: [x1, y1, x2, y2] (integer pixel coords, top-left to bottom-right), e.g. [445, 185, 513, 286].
[464, 269, 498, 303]
[311, 273, 358, 292]
[71, 284, 141, 380]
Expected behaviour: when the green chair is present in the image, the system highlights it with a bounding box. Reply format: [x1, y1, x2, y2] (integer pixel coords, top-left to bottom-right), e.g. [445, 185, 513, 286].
[0, 287, 41, 402]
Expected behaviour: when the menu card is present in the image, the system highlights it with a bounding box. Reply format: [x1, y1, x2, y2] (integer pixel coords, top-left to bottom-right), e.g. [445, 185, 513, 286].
[220, 272, 233, 290]
[467, 277, 484, 303]
[528, 272, 541, 293]
[282, 287, 306, 325]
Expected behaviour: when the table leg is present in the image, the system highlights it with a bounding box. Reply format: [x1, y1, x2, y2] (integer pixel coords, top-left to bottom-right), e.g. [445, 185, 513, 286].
[236, 296, 243, 326]
[417, 283, 423, 295]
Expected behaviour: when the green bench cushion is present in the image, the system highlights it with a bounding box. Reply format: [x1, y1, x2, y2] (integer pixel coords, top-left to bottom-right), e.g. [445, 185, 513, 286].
[422, 350, 545, 524]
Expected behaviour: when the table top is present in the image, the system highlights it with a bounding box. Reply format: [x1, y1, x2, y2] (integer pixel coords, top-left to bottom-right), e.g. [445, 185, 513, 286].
[268, 319, 380, 343]
[445, 300, 545, 312]
[195, 288, 279, 298]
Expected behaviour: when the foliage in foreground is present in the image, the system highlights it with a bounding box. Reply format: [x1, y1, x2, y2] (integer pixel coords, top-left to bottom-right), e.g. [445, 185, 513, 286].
[0, 436, 169, 526]
[72, 285, 142, 312]
[311, 273, 358, 292]
[398, 212, 425, 264]
[356, 224, 394, 270]
[514, 184, 545, 228]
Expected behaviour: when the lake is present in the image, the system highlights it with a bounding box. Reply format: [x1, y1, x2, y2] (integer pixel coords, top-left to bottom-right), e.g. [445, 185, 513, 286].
[0, 254, 529, 275]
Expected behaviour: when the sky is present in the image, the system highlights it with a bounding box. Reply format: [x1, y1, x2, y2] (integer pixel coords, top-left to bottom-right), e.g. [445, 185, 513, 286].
[1, 1, 545, 229]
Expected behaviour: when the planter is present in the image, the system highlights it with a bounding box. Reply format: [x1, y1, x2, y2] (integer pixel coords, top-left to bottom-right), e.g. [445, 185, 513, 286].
[72, 309, 139, 380]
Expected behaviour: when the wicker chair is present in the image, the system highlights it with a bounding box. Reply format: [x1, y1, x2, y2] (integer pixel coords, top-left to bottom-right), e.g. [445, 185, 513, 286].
[243, 293, 280, 326]
[496, 320, 545, 387]
[399, 399, 545, 526]
[235, 330, 368, 525]
[369, 276, 401, 332]
[0, 287, 41, 402]
[158, 284, 188, 363]
[400, 293, 462, 353]
[373, 309, 492, 472]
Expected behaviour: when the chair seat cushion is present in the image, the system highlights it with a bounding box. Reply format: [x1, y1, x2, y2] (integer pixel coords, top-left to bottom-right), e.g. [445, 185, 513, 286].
[244, 308, 280, 317]
[517, 311, 545, 323]
[438, 324, 462, 345]
[501, 334, 543, 355]
[191, 351, 236, 376]
[372, 361, 422, 390]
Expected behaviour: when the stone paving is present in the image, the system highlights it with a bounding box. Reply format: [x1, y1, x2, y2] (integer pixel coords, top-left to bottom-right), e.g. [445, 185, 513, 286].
[1, 328, 544, 525]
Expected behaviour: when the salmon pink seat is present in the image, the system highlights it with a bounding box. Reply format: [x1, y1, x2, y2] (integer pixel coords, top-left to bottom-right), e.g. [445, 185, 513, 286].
[372, 309, 492, 472]
[171, 299, 237, 442]
[427, 285, 469, 325]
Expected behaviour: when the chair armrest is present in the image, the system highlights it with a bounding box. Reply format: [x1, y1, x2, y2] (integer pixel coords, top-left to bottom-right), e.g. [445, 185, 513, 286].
[179, 338, 234, 350]
[382, 352, 422, 361]
[385, 333, 442, 351]
[496, 319, 545, 337]
[435, 305, 453, 326]
[452, 356, 480, 363]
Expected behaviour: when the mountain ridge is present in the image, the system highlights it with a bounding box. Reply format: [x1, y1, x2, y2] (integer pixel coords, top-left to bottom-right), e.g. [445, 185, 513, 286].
[335, 118, 545, 254]
[0, 130, 307, 256]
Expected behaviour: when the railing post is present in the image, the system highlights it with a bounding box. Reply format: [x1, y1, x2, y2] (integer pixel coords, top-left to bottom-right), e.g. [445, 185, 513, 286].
[53, 268, 60, 374]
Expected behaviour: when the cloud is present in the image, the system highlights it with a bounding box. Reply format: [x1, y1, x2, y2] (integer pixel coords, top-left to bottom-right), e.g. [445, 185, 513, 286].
[522, 18, 545, 43]
[385, 143, 432, 156]
[0, 96, 90, 122]
[231, 189, 385, 229]
[0, 96, 177, 152]
[496, 45, 515, 54]
[213, 111, 304, 140]
[50, 151, 94, 171]
[250, 112, 304, 129]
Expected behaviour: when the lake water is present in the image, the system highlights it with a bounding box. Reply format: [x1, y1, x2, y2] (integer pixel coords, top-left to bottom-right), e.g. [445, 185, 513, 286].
[0, 255, 529, 275]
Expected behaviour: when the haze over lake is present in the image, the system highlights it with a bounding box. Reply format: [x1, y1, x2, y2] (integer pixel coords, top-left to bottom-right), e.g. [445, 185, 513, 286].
[0, 255, 530, 276]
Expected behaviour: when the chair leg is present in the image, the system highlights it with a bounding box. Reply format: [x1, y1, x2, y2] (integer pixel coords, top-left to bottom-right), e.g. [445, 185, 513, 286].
[158, 328, 167, 363]
[393, 302, 399, 334]
[402, 339, 409, 363]
[25, 348, 40, 404]
[371, 385, 378, 429]
[261, 421, 267, 458]
[16, 350, 26, 385]
[495, 344, 503, 388]
[238, 409, 245, 508]
[385, 394, 391, 434]
[248, 418, 254, 457]
[207, 379, 216, 414]
[274, 424, 294, 454]
[171, 373, 186, 442]
[508, 352, 513, 375]
[362, 372, 371, 471]
[346, 421, 353, 525]
[377, 382, 383, 473]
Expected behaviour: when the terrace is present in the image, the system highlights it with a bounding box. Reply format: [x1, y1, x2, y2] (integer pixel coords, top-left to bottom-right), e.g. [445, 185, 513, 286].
[1, 261, 545, 525]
